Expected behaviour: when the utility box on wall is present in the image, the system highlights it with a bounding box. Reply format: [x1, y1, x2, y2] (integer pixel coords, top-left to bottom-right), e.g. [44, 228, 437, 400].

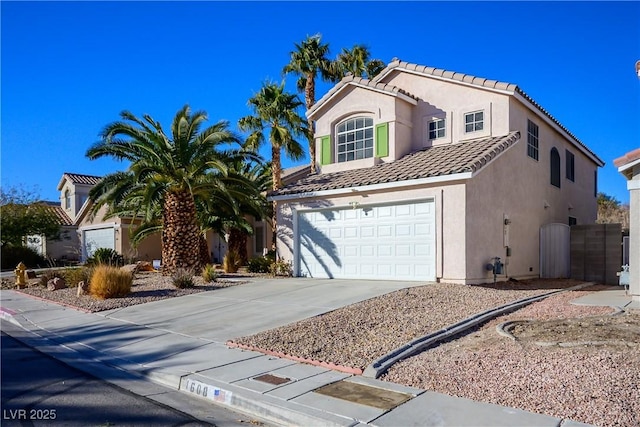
[570, 224, 622, 285]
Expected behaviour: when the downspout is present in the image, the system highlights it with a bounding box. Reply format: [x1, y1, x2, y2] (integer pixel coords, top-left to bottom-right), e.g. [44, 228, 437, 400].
[440, 189, 444, 281]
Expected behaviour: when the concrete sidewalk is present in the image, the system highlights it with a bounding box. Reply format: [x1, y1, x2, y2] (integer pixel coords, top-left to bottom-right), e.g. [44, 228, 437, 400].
[0, 278, 603, 427]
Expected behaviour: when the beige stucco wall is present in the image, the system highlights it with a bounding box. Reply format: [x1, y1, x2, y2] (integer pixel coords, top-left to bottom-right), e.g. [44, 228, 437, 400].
[45, 226, 81, 261]
[275, 180, 468, 283]
[380, 71, 511, 149]
[59, 181, 93, 223]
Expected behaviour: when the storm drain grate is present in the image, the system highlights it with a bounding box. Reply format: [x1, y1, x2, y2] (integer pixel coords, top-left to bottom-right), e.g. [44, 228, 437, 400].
[253, 374, 291, 385]
[314, 381, 412, 410]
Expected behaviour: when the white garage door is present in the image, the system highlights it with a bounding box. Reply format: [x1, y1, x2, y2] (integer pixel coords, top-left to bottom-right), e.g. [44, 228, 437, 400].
[297, 200, 436, 281]
[84, 228, 115, 258]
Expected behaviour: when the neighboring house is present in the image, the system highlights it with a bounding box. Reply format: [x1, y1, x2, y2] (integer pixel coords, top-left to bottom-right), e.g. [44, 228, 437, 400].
[270, 59, 604, 284]
[26, 201, 80, 262]
[614, 148, 640, 302]
[58, 172, 163, 263]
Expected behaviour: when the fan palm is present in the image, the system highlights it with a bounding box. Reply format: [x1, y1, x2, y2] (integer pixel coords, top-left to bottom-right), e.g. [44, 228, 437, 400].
[86, 105, 244, 275]
[283, 34, 333, 173]
[238, 81, 307, 251]
[332, 44, 386, 80]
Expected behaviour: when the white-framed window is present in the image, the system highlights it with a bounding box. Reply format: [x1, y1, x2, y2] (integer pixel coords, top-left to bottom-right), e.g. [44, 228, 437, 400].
[428, 118, 446, 140]
[64, 189, 71, 209]
[527, 120, 539, 160]
[464, 111, 483, 133]
[336, 117, 374, 162]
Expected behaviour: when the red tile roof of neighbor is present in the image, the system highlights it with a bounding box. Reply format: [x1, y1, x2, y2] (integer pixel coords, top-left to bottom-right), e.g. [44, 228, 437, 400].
[271, 131, 520, 197]
[62, 172, 102, 186]
[36, 202, 74, 226]
[613, 148, 640, 168]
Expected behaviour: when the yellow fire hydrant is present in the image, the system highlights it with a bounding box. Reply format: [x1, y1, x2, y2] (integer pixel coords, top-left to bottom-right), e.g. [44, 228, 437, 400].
[14, 262, 27, 289]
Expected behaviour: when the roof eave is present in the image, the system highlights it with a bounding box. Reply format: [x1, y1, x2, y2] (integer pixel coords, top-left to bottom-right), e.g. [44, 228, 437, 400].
[269, 172, 473, 202]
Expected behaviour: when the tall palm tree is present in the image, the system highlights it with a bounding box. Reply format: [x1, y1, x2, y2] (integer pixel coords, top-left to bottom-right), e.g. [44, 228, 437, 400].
[86, 105, 243, 275]
[283, 34, 333, 173]
[332, 44, 386, 80]
[238, 81, 307, 251]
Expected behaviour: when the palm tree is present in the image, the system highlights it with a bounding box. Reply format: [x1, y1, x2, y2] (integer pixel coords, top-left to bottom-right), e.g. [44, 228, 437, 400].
[86, 105, 244, 275]
[238, 81, 307, 251]
[331, 44, 386, 80]
[283, 34, 333, 173]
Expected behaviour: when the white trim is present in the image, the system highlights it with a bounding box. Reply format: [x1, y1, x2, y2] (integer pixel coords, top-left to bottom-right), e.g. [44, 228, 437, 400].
[78, 222, 119, 232]
[618, 158, 640, 174]
[627, 180, 640, 190]
[269, 172, 473, 201]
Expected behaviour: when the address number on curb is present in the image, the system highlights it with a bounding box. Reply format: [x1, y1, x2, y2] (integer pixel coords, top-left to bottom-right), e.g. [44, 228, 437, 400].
[182, 378, 232, 405]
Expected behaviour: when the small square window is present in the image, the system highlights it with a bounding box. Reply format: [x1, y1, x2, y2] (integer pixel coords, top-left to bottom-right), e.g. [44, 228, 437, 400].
[428, 118, 445, 140]
[464, 111, 483, 133]
[568, 217, 577, 226]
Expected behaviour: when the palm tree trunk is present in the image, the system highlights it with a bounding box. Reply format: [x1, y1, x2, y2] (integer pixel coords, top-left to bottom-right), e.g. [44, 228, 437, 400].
[161, 190, 203, 275]
[305, 73, 316, 173]
[228, 228, 248, 265]
[199, 234, 210, 267]
[271, 145, 282, 252]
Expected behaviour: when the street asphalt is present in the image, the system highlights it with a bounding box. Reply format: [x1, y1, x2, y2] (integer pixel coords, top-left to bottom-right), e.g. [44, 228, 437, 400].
[1, 277, 625, 426]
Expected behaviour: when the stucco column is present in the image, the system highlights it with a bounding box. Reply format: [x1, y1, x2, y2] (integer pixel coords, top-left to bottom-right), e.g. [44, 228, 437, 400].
[628, 167, 640, 301]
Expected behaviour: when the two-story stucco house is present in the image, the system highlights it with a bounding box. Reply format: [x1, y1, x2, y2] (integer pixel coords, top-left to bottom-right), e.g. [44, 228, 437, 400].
[270, 59, 604, 284]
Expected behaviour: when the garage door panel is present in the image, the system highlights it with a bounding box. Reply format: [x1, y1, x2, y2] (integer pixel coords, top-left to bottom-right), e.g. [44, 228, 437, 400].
[84, 228, 115, 258]
[297, 200, 436, 281]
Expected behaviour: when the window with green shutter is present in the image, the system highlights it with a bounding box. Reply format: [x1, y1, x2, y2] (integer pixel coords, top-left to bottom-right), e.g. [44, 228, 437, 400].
[375, 122, 389, 157]
[320, 135, 331, 165]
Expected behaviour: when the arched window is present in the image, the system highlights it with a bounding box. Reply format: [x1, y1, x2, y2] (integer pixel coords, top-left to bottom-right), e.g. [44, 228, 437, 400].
[336, 117, 374, 162]
[550, 148, 561, 188]
[64, 189, 71, 209]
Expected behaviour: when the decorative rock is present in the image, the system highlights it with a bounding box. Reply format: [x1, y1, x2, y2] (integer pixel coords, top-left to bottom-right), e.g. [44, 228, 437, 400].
[47, 277, 67, 291]
[26, 270, 37, 279]
[120, 264, 139, 274]
[76, 280, 89, 296]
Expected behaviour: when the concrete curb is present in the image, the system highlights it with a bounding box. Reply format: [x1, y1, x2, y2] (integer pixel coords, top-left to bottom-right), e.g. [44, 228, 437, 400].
[363, 283, 595, 378]
[226, 341, 363, 375]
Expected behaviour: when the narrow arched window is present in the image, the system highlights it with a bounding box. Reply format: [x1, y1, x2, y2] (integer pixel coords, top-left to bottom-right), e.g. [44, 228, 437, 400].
[550, 148, 561, 188]
[336, 117, 374, 162]
[65, 189, 71, 208]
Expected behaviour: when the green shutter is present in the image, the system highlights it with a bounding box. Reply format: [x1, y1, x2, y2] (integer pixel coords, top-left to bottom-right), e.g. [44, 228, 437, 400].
[375, 123, 389, 157]
[320, 135, 331, 165]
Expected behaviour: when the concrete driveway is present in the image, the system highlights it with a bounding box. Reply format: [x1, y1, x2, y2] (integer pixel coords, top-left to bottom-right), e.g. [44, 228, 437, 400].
[99, 277, 426, 342]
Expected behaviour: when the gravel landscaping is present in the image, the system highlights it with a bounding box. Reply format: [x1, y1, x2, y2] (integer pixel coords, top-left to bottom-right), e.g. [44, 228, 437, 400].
[382, 290, 640, 427]
[4, 271, 248, 312]
[230, 279, 584, 369]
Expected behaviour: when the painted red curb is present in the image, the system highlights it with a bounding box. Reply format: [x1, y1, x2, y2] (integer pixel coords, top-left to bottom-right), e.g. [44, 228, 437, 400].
[226, 341, 363, 375]
[0, 307, 17, 316]
[13, 290, 92, 314]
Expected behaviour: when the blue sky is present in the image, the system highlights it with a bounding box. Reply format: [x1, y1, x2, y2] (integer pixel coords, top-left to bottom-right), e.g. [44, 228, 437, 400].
[2, 1, 639, 203]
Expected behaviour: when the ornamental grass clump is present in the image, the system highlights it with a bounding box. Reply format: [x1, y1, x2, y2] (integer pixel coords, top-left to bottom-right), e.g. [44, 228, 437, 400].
[172, 268, 196, 289]
[223, 250, 241, 273]
[89, 265, 132, 299]
[201, 264, 218, 283]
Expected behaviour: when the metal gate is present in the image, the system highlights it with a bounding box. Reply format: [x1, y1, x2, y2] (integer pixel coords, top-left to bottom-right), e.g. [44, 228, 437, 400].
[540, 223, 570, 278]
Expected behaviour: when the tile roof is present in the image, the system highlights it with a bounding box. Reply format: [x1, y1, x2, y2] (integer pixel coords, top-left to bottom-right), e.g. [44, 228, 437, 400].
[613, 148, 640, 168]
[307, 75, 418, 118]
[271, 131, 520, 197]
[62, 172, 102, 186]
[36, 202, 74, 226]
[373, 59, 603, 165]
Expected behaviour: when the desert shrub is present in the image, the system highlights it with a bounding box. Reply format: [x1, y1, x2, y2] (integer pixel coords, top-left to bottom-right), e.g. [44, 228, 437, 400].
[247, 256, 272, 273]
[1, 245, 47, 271]
[223, 250, 241, 273]
[172, 268, 196, 289]
[61, 267, 92, 287]
[38, 270, 64, 287]
[270, 259, 293, 277]
[89, 265, 132, 299]
[201, 264, 218, 282]
[86, 248, 123, 267]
